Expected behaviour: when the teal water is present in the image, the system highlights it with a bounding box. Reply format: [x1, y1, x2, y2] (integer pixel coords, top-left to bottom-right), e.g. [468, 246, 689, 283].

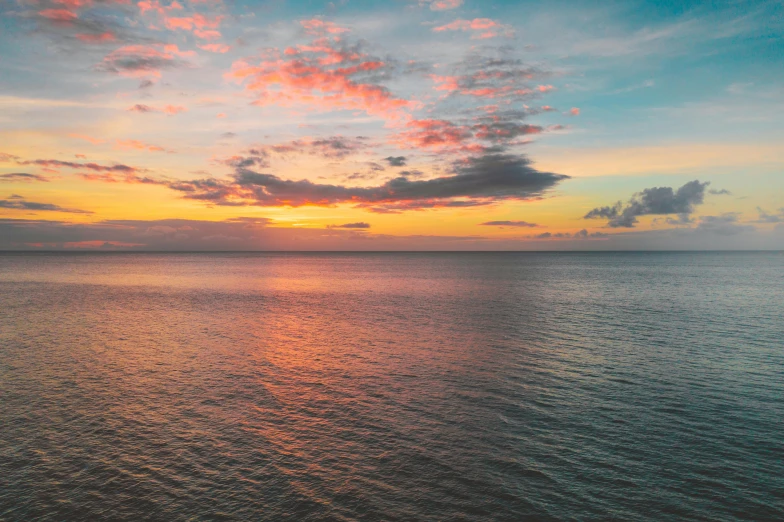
[1, 252, 782, 520]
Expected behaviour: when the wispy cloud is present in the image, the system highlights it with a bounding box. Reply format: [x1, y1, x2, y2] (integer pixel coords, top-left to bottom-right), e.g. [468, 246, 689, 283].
[0, 196, 92, 214]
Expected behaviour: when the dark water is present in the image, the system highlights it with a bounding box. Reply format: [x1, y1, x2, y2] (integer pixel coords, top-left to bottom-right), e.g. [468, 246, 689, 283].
[1, 252, 782, 521]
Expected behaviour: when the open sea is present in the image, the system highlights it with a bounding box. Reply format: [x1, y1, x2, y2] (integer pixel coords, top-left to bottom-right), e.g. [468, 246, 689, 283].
[1, 252, 782, 521]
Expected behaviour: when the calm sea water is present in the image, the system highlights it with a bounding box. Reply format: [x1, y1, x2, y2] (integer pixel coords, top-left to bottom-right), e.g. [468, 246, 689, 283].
[1, 252, 782, 521]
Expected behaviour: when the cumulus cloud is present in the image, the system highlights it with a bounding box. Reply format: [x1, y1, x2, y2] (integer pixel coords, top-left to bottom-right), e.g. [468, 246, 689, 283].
[585, 180, 710, 227]
[385, 156, 407, 167]
[159, 152, 568, 211]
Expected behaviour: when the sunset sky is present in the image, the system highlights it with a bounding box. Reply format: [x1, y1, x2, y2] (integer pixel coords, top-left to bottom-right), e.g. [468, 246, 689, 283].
[1, 0, 782, 250]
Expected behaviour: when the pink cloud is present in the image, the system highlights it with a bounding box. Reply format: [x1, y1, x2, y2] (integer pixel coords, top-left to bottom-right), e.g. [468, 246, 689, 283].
[570, 107, 580, 116]
[75, 31, 116, 43]
[163, 43, 196, 57]
[427, 0, 463, 10]
[52, 0, 93, 8]
[300, 19, 349, 36]
[393, 119, 475, 152]
[69, 133, 105, 144]
[198, 43, 230, 53]
[226, 39, 415, 121]
[163, 104, 187, 115]
[126, 104, 188, 115]
[430, 75, 461, 92]
[164, 13, 223, 39]
[433, 18, 514, 39]
[115, 139, 168, 152]
[193, 29, 221, 40]
[138, 0, 185, 17]
[38, 9, 78, 21]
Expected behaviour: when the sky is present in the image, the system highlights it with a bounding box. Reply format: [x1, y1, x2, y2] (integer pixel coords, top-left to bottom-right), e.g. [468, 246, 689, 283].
[0, 0, 783, 250]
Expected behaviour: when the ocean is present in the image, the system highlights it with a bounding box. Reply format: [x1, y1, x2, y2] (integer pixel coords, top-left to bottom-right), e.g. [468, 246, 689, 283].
[1, 252, 782, 521]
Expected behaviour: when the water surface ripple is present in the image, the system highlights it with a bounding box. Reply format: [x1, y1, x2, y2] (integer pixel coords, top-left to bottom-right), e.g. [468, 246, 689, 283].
[1, 252, 782, 521]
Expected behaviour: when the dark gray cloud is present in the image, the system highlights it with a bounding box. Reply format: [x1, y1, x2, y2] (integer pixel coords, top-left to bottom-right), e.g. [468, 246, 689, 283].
[472, 122, 543, 141]
[754, 207, 784, 223]
[262, 136, 369, 159]
[0, 197, 92, 214]
[0, 218, 486, 251]
[480, 220, 538, 227]
[532, 229, 606, 239]
[328, 222, 371, 229]
[385, 156, 407, 167]
[166, 153, 569, 211]
[696, 213, 754, 235]
[96, 45, 191, 76]
[708, 188, 731, 195]
[128, 104, 155, 113]
[17, 158, 140, 173]
[444, 52, 550, 105]
[585, 180, 709, 227]
[0, 173, 51, 182]
[22, 0, 140, 48]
